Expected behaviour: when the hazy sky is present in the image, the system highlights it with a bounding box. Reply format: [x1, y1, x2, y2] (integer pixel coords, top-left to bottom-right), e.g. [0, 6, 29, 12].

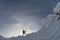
[0, 0, 60, 38]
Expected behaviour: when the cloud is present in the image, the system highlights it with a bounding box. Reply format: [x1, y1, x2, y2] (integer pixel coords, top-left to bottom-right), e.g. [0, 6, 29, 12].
[0, 10, 42, 38]
[2, 14, 58, 38]
[40, 14, 57, 28]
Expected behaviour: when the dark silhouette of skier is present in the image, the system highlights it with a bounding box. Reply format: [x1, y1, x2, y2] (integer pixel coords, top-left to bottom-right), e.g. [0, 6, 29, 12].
[22, 29, 26, 36]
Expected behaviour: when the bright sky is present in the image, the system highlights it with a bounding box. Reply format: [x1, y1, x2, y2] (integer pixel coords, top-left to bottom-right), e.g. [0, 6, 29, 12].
[0, 0, 60, 38]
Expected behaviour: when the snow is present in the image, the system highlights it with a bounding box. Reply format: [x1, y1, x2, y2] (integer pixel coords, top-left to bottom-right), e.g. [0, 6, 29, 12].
[54, 2, 60, 14]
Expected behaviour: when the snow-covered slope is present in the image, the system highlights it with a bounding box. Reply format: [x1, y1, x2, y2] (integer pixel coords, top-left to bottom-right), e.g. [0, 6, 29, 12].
[0, 15, 60, 40]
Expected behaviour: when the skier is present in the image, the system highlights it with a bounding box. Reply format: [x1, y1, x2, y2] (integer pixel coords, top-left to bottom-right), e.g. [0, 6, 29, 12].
[22, 29, 26, 36]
